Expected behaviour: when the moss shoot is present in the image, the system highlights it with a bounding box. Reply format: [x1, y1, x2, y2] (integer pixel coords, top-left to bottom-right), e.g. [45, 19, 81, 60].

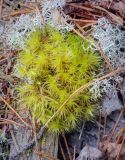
[15, 27, 101, 134]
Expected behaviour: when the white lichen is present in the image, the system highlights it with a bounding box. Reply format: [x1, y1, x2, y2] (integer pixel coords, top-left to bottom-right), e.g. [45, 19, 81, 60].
[41, 0, 66, 10]
[90, 76, 123, 99]
[41, 0, 74, 32]
[90, 75, 123, 115]
[3, 13, 43, 50]
[92, 18, 125, 68]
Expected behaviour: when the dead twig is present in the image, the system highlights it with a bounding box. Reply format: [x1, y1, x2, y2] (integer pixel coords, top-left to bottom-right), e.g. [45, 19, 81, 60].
[116, 136, 125, 160]
[79, 121, 86, 140]
[92, 5, 123, 25]
[0, 96, 31, 128]
[103, 108, 124, 152]
[98, 111, 101, 148]
[66, 3, 95, 12]
[63, 134, 72, 160]
[96, 43, 114, 72]
[0, 0, 3, 18]
[0, 118, 26, 127]
[109, 108, 124, 141]
[32, 116, 40, 160]
[108, 0, 113, 9]
[103, 112, 107, 136]
[116, 126, 125, 144]
[73, 145, 76, 160]
[70, 18, 97, 23]
[34, 150, 58, 160]
[10, 127, 20, 152]
[59, 141, 67, 160]
[3, 9, 36, 19]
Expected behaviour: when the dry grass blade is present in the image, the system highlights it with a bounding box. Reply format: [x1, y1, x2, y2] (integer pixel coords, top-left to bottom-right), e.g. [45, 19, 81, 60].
[59, 141, 66, 160]
[0, 0, 3, 18]
[10, 128, 20, 152]
[103, 112, 107, 136]
[3, 9, 36, 19]
[82, 22, 97, 29]
[44, 67, 125, 128]
[103, 107, 124, 152]
[92, 5, 123, 25]
[70, 18, 97, 23]
[116, 136, 125, 160]
[63, 134, 72, 160]
[108, 0, 113, 9]
[0, 118, 26, 127]
[98, 111, 101, 148]
[66, 3, 95, 12]
[32, 116, 40, 160]
[73, 145, 76, 160]
[116, 126, 125, 144]
[0, 96, 31, 128]
[96, 43, 114, 71]
[110, 108, 124, 140]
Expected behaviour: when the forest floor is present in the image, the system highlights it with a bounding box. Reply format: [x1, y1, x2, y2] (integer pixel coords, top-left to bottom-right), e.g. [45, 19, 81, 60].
[1, 0, 125, 160]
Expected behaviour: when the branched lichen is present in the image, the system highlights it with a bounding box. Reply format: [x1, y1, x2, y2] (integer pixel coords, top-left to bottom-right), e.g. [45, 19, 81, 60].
[15, 27, 101, 134]
[91, 18, 124, 114]
[41, 0, 74, 32]
[90, 76, 122, 99]
[92, 18, 125, 68]
[4, 13, 43, 50]
[2, 0, 73, 50]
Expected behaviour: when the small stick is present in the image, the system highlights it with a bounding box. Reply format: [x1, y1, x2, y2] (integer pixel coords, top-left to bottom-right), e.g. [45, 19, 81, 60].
[110, 108, 124, 140]
[79, 121, 85, 140]
[3, 9, 36, 19]
[59, 141, 66, 160]
[70, 18, 97, 23]
[82, 22, 97, 29]
[75, 23, 86, 35]
[103, 112, 107, 136]
[10, 128, 20, 152]
[19, 2, 35, 10]
[0, 96, 31, 128]
[108, 0, 113, 9]
[98, 111, 101, 148]
[63, 134, 72, 160]
[92, 5, 123, 25]
[116, 126, 125, 144]
[0, 0, 3, 18]
[104, 108, 124, 150]
[66, 3, 95, 12]
[44, 67, 125, 128]
[0, 118, 26, 127]
[32, 116, 40, 160]
[116, 136, 125, 160]
[96, 43, 114, 72]
[73, 145, 76, 160]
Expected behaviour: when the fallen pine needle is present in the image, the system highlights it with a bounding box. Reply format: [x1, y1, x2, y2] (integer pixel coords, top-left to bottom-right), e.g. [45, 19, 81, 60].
[43, 67, 125, 128]
[0, 96, 31, 128]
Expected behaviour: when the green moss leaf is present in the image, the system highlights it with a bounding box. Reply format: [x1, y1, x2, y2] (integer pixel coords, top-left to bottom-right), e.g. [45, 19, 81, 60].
[15, 27, 101, 134]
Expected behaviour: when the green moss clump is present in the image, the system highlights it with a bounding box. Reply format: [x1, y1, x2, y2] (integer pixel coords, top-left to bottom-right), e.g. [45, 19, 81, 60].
[16, 27, 101, 134]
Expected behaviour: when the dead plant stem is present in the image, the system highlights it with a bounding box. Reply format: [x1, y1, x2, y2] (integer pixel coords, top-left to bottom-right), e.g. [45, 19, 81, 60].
[44, 67, 125, 128]
[0, 96, 31, 128]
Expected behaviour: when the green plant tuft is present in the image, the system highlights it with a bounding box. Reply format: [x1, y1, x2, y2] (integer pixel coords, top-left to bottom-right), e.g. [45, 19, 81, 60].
[15, 27, 101, 134]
